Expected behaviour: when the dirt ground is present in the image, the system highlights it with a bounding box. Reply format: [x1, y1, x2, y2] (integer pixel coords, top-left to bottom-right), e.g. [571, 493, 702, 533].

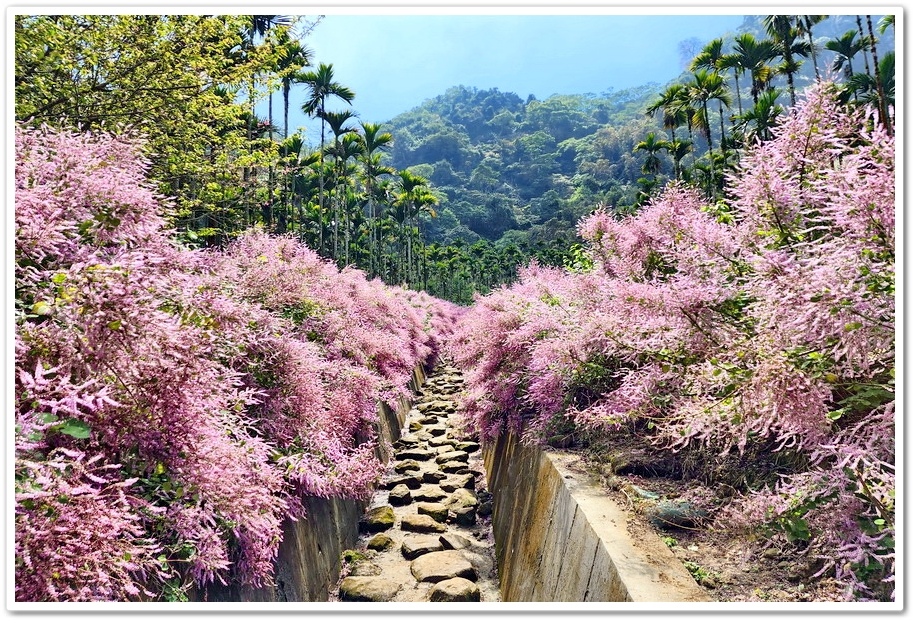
[568, 444, 850, 604]
[604, 473, 847, 603]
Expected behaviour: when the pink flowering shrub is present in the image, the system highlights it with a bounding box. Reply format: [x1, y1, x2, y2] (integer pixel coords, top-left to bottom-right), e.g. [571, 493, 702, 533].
[15, 125, 443, 601]
[451, 84, 895, 600]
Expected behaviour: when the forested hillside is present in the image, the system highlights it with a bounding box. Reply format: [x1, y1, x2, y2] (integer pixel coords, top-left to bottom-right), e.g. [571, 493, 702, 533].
[380, 14, 894, 301]
[384, 85, 658, 244]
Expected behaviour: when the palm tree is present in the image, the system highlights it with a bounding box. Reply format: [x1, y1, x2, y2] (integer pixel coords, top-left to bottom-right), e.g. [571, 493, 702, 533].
[690, 40, 733, 156]
[825, 30, 865, 79]
[730, 33, 780, 106]
[763, 15, 806, 107]
[634, 132, 669, 178]
[735, 88, 784, 143]
[865, 16, 889, 132]
[278, 135, 306, 233]
[395, 170, 438, 288]
[646, 83, 694, 144]
[300, 63, 355, 255]
[797, 15, 826, 80]
[718, 52, 743, 116]
[327, 130, 362, 264]
[690, 38, 726, 76]
[877, 15, 895, 35]
[688, 70, 731, 198]
[843, 52, 895, 126]
[359, 122, 394, 278]
[274, 31, 311, 138]
[688, 69, 731, 154]
[665, 138, 693, 181]
[246, 16, 294, 132]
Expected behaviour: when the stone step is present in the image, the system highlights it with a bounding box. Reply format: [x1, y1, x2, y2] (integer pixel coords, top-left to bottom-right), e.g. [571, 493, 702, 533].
[336, 364, 499, 603]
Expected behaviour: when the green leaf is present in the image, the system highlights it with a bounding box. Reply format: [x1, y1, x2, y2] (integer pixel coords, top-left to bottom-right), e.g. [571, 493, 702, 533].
[40, 412, 59, 424]
[51, 272, 67, 284]
[107, 319, 122, 330]
[844, 321, 863, 331]
[58, 419, 91, 439]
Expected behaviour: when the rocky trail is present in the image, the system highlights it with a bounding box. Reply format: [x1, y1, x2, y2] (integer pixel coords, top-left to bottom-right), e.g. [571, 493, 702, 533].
[332, 364, 501, 602]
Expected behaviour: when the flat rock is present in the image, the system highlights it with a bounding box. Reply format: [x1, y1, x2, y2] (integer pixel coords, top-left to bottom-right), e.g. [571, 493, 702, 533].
[396, 448, 434, 461]
[421, 470, 446, 484]
[401, 535, 444, 560]
[416, 502, 449, 523]
[413, 485, 447, 502]
[427, 436, 456, 447]
[451, 506, 476, 526]
[400, 513, 447, 533]
[338, 576, 400, 602]
[439, 533, 472, 550]
[441, 461, 470, 474]
[455, 441, 480, 453]
[359, 505, 395, 533]
[430, 400, 457, 413]
[428, 577, 481, 602]
[425, 425, 448, 437]
[349, 560, 382, 576]
[439, 473, 475, 492]
[434, 444, 457, 455]
[394, 433, 423, 447]
[418, 400, 455, 413]
[388, 484, 412, 506]
[367, 534, 393, 551]
[435, 450, 469, 464]
[385, 474, 422, 490]
[410, 550, 477, 583]
[394, 459, 421, 473]
[447, 488, 479, 510]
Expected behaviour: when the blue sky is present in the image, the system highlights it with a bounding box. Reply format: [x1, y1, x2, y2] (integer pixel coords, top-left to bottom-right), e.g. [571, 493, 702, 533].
[275, 12, 745, 145]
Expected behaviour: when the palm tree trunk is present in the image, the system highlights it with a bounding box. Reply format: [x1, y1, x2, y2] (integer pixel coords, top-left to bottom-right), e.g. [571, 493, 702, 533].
[318, 104, 326, 255]
[806, 26, 821, 80]
[733, 70, 743, 115]
[856, 15, 872, 77]
[866, 16, 888, 131]
[703, 103, 715, 198]
[718, 102, 727, 154]
[283, 83, 290, 138]
[784, 44, 797, 107]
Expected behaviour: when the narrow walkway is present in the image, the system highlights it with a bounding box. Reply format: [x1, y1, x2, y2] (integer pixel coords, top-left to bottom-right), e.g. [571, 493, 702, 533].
[334, 363, 501, 602]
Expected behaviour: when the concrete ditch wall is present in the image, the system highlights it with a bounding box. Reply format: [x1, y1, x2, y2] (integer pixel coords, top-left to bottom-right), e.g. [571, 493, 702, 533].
[192, 365, 426, 602]
[484, 431, 710, 602]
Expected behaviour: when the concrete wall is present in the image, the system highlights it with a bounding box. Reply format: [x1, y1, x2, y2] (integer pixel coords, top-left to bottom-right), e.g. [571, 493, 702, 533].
[192, 365, 426, 602]
[484, 431, 710, 602]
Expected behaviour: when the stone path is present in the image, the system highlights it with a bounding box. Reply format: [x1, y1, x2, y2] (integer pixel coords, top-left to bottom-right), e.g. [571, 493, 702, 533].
[333, 363, 500, 602]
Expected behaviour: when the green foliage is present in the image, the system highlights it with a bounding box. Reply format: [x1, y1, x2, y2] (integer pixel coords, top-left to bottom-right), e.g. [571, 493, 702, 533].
[15, 15, 287, 240]
[384, 85, 662, 250]
[683, 560, 717, 585]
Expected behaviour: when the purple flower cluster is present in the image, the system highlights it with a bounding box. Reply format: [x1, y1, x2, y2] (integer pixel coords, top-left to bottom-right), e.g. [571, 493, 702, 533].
[451, 84, 895, 600]
[14, 125, 454, 600]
